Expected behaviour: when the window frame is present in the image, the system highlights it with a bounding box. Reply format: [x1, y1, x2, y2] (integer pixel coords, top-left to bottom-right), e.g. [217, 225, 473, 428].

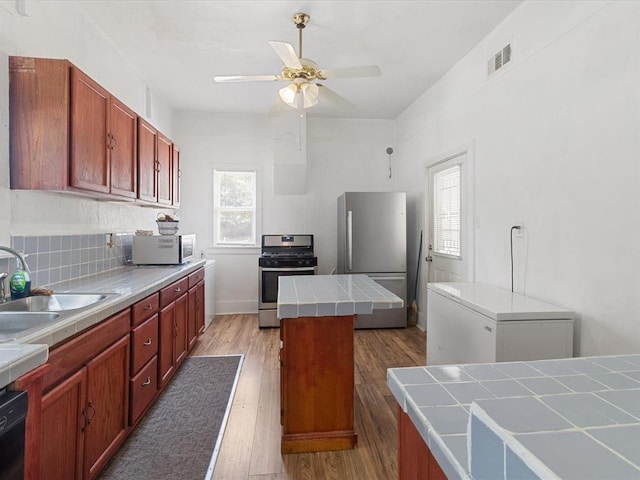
[212, 168, 261, 248]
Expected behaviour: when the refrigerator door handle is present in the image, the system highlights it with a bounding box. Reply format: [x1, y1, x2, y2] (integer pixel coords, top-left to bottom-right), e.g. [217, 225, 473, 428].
[347, 210, 353, 271]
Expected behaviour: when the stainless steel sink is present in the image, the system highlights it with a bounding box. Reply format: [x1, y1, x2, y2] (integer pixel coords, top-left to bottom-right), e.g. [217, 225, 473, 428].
[0, 312, 61, 341]
[0, 294, 109, 312]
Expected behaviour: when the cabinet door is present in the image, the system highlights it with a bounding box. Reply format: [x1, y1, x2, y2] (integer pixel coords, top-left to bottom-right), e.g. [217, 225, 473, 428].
[158, 302, 175, 387]
[40, 369, 86, 480]
[84, 335, 130, 480]
[196, 281, 205, 334]
[174, 292, 188, 365]
[157, 132, 173, 205]
[109, 97, 137, 198]
[137, 118, 158, 203]
[187, 287, 198, 350]
[70, 67, 110, 194]
[172, 144, 181, 207]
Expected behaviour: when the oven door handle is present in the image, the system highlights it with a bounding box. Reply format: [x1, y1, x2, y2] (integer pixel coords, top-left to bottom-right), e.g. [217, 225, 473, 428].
[261, 267, 317, 272]
[347, 210, 353, 271]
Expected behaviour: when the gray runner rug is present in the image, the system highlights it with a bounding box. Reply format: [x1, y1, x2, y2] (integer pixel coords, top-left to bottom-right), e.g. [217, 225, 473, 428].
[99, 354, 243, 480]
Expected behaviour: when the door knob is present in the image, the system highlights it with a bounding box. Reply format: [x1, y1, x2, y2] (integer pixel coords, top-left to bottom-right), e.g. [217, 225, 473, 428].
[425, 255, 433, 262]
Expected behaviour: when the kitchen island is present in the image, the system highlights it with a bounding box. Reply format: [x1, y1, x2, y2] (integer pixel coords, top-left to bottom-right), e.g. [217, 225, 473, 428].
[388, 354, 640, 479]
[277, 274, 403, 453]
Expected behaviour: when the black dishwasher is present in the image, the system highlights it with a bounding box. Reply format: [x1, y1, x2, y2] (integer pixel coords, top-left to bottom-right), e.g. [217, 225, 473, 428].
[0, 389, 28, 480]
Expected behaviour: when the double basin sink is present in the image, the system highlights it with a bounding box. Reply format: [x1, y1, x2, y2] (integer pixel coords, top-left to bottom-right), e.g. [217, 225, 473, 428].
[0, 294, 113, 342]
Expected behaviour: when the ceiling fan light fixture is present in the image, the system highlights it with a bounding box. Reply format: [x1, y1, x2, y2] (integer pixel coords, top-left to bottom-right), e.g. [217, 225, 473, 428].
[300, 83, 319, 108]
[278, 83, 298, 106]
[279, 82, 318, 109]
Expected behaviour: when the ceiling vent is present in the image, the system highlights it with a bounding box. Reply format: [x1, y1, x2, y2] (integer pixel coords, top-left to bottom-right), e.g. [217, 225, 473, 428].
[488, 44, 511, 76]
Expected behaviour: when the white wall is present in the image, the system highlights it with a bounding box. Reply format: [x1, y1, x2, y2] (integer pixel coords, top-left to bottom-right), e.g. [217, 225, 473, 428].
[396, 0, 640, 356]
[0, 1, 175, 239]
[174, 112, 396, 313]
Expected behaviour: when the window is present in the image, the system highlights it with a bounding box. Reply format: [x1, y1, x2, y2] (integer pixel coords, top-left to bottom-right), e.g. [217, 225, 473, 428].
[213, 170, 257, 246]
[433, 165, 461, 257]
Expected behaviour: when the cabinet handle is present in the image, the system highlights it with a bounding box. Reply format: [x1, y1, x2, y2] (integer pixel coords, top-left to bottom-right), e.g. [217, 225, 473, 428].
[143, 304, 153, 310]
[154, 159, 161, 172]
[484, 325, 493, 333]
[142, 377, 151, 387]
[107, 133, 116, 150]
[174, 287, 181, 292]
[173, 322, 178, 337]
[85, 401, 96, 425]
[142, 338, 152, 346]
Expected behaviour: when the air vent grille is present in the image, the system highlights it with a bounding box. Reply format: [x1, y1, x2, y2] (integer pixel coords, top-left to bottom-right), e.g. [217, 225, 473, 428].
[488, 44, 512, 76]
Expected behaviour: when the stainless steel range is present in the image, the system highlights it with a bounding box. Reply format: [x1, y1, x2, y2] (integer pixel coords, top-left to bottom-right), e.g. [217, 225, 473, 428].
[258, 234, 317, 328]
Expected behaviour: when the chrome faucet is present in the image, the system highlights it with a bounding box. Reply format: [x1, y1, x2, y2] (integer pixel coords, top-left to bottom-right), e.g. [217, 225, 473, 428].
[0, 246, 31, 302]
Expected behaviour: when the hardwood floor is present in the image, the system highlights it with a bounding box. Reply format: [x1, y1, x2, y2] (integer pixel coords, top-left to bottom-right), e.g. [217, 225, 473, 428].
[191, 314, 426, 480]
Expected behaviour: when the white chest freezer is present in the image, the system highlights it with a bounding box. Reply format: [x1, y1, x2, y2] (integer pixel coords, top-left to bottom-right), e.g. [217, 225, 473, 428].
[426, 282, 574, 366]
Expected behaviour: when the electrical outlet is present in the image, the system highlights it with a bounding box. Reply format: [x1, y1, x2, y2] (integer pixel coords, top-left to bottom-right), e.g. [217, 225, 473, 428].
[106, 233, 115, 248]
[514, 222, 524, 238]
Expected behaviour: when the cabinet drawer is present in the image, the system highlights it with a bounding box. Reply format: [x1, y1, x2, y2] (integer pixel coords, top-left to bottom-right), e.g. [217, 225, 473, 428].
[129, 356, 158, 425]
[132, 292, 159, 327]
[130, 314, 159, 375]
[188, 267, 204, 289]
[160, 277, 189, 307]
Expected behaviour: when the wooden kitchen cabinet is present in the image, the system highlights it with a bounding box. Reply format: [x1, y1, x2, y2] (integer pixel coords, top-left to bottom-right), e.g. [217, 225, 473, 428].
[159, 277, 189, 387]
[10, 56, 136, 199]
[129, 293, 160, 426]
[157, 132, 173, 206]
[39, 310, 130, 480]
[83, 335, 130, 480]
[280, 315, 357, 453]
[172, 144, 181, 207]
[137, 118, 158, 203]
[137, 118, 175, 206]
[187, 267, 205, 349]
[41, 369, 86, 480]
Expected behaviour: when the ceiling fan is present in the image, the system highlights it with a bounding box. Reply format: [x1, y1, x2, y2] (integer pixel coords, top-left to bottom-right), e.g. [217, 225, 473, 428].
[213, 12, 381, 111]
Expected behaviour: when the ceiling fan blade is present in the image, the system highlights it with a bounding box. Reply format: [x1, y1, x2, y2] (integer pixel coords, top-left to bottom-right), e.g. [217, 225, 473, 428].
[213, 74, 280, 83]
[268, 41, 303, 70]
[317, 85, 355, 111]
[319, 65, 382, 79]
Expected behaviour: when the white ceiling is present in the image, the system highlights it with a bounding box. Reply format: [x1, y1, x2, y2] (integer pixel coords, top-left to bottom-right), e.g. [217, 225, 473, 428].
[77, 0, 522, 119]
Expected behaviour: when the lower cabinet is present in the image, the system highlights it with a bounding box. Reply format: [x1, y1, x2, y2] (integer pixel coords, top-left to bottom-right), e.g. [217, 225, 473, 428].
[187, 267, 205, 349]
[159, 277, 189, 387]
[40, 311, 130, 480]
[16, 268, 205, 480]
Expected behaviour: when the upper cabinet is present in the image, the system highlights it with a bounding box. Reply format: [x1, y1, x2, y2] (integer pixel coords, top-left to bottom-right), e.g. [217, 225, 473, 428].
[9, 56, 178, 207]
[172, 144, 181, 208]
[137, 119, 174, 206]
[156, 132, 173, 206]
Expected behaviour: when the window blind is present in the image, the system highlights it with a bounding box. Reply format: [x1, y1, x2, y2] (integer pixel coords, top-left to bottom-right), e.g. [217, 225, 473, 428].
[433, 165, 461, 257]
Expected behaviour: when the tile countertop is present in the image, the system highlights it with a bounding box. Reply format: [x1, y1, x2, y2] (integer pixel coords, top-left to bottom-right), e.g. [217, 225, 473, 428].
[388, 355, 640, 480]
[277, 274, 404, 319]
[0, 259, 208, 389]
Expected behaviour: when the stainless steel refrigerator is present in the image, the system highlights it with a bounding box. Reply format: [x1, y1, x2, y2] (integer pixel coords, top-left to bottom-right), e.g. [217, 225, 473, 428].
[337, 192, 407, 328]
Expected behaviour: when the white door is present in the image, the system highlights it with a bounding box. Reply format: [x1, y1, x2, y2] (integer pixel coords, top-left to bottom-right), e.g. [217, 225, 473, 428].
[425, 148, 474, 283]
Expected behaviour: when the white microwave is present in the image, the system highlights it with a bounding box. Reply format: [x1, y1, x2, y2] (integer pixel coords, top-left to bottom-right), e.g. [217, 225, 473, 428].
[132, 234, 196, 265]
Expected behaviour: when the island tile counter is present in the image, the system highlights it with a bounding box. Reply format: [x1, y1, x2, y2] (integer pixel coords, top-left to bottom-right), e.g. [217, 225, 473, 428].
[388, 355, 640, 479]
[0, 260, 206, 390]
[277, 273, 404, 319]
[278, 274, 404, 454]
